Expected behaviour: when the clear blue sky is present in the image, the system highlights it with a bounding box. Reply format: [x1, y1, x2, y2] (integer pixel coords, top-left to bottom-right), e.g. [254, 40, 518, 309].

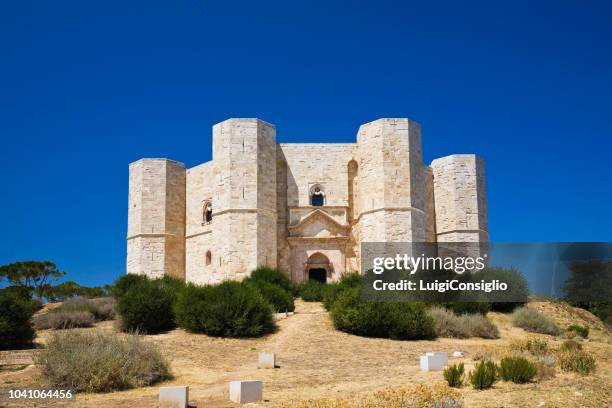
[1, 1, 611, 287]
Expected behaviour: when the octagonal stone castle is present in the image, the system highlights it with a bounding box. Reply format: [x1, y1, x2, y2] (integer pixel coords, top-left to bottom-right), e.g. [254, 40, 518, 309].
[127, 118, 488, 284]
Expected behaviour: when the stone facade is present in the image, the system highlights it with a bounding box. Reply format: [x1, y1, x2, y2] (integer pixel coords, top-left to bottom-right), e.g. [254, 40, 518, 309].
[126, 118, 488, 284]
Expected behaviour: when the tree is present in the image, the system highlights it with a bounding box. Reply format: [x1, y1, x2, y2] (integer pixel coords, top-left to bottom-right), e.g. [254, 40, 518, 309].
[0, 261, 65, 300]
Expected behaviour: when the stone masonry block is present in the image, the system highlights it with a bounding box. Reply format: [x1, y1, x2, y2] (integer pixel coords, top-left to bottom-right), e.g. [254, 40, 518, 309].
[420, 352, 448, 371]
[229, 380, 262, 404]
[258, 352, 276, 368]
[158, 386, 188, 408]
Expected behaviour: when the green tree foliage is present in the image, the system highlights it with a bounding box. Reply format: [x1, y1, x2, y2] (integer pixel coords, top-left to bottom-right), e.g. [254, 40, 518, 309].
[0, 261, 65, 300]
[0, 289, 36, 349]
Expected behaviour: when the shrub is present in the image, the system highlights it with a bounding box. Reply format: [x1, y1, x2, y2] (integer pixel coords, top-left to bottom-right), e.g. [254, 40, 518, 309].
[36, 331, 171, 392]
[566, 324, 589, 338]
[58, 297, 116, 321]
[427, 307, 499, 339]
[557, 350, 596, 375]
[331, 287, 435, 340]
[322, 272, 361, 311]
[498, 356, 537, 383]
[484, 267, 529, 312]
[175, 281, 275, 337]
[33, 311, 95, 330]
[559, 339, 582, 352]
[248, 267, 294, 294]
[298, 280, 326, 302]
[116, 280, 175, 334]
[461, 314, 499, 339]
[444, 363, 465, 387]
[444, 302, 491, 315]
[469, 360, 498, 390]
[111, 274, 149, 299]
[512, 307, 560, 335]
[0, 290, 36, 349]
[510, 338, 550, 356]
[248, 280, 295, 313]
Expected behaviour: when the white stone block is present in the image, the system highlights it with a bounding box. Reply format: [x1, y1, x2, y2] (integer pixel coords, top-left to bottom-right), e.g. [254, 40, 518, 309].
[258, 352, 276, 368]
[420, 352, 448, 371]
[452, 351, 464, 357]
[229, 380, 262, 404]
[159, 386, 188, 408]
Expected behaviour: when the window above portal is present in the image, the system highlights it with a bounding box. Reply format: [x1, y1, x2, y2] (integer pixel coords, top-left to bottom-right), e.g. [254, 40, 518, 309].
[310, 184, 325, 206]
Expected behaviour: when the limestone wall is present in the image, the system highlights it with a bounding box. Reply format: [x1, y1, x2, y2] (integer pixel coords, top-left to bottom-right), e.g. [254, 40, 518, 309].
[279, 144, 356, 207]
[356, 118, 427, 243]
[430, 154, 488, 242]
[126, 158, 185, 279]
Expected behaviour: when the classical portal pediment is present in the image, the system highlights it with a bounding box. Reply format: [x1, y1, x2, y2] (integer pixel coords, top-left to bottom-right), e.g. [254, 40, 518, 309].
[288, 209, 349, 238]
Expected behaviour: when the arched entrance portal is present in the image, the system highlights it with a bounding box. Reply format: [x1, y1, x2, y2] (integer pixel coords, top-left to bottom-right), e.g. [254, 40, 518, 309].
[305, 252, 331, 283]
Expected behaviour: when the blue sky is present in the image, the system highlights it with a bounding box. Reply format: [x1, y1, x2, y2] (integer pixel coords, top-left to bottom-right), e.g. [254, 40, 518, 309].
[1, 1, 611, 286]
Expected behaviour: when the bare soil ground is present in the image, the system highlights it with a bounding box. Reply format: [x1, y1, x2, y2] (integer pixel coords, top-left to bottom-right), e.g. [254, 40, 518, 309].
[1, 300, 610, 408]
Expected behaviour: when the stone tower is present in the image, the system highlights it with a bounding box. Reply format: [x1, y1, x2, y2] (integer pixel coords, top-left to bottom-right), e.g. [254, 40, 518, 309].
[211, 118, 277, 280]
[126, 158, 186, 279]
[356, 118, 428, 243]
[430, 155, 488, 243]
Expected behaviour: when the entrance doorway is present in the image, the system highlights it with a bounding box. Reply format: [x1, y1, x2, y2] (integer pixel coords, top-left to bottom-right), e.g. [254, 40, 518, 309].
[308, 268, 327, 283]
[304, 252, 331, 283]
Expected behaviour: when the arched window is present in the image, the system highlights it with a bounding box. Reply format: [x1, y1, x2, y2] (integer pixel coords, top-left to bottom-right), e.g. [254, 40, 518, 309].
[203, 201, 213, 223]
[310, 185, 325, 206]
[205, 250, 212, 266]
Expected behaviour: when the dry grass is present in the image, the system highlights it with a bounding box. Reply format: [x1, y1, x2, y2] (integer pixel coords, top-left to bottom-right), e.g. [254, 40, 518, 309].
[428, 307, 499, 339]
[35, 330, 171, 392]
[33, 310, 96, 330]
[277, 383, 462, 408]
[0, 300, 610, 407]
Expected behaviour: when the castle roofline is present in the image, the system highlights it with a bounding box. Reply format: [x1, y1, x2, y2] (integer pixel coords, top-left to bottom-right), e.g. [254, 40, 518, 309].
[129, 158, 185, 167]
[215, 118, 276, 128]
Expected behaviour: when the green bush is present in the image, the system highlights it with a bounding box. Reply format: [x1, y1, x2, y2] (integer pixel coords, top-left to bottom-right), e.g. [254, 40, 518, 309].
[484, 267, 529, 312]
[469, 360, 498, 390]
[175, 281, 275, 337]
[443, 363, 465, 387]
[112, 274, 149, 299]
[0, 289, 36, 349]
[298, 280, 326, 301]
[116, 279, 175, 334]
[566, 324, 589, 338]
[36, 331, 171, 392]
[322, 272, 361, 310]
[444, 302, 491, 315]
[331, 287, 435, 340]
[512, 307, 560, 336]
[248, 267, 294, 294]
[558, 350, 596, 375]
[248, 280, 295, 313]
[498, 356, 537, 383]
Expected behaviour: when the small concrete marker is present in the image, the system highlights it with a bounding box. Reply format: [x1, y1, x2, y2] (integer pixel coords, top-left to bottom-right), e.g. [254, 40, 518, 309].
[159, 386, 188, 408]
[452, 351, 464, 358]
[420, 352, 448, 371]
[258, 352, 276, 368]
[229, 380, 262, 404]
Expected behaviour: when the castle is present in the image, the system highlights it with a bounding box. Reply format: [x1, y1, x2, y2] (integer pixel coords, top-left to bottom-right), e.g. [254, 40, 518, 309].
[126, 118, 488, 284]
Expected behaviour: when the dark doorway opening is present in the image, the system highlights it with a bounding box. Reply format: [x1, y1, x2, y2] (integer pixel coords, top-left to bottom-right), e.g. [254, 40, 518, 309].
[308, 268, 327, 283]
